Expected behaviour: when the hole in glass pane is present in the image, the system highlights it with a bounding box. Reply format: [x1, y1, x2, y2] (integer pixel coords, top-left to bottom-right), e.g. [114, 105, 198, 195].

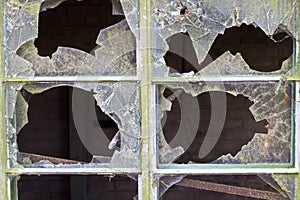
[18, 175, 137, 200]
[201, 24, 293, 72]
[35, 0, 124, 56]
[164, 33, 200, 73]
[164, 24, 293, 73]
[17, 86, 119, 164]
[162, 89, 267, 163]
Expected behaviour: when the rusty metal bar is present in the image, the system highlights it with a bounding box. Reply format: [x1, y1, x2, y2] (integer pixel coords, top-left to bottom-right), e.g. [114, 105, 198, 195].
[176, 179, 286, 200]
[18, 152, 86, 165]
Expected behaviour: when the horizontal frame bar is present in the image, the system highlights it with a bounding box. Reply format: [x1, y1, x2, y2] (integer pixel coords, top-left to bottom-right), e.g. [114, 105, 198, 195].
[4, 76, 139, 82]
[153, 75, 288, 83]
[4, 75, 300, 83]
[154, 167, 299, 175]
[6, 167, 140, 175]
[159, 163, 295, 169]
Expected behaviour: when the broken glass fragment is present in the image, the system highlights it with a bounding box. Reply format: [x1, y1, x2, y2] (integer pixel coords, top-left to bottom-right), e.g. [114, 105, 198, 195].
[271, 174, 297, 200]
[40, 0, 68, 12]
[111, 0, 124, 15]
[159, 175, 186, 198]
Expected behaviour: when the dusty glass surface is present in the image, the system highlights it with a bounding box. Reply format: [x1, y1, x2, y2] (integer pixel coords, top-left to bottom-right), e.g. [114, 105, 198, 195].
[157, 81, 293, 165]
[271, 174, 297, 199]
[5, 82, 140, 168]
[4, 0, 137, 77]
[151, 0, 298, 77]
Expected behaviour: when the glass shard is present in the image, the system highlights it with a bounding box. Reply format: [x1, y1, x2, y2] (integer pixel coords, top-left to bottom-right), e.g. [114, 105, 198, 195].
[272, 174, 297, 200]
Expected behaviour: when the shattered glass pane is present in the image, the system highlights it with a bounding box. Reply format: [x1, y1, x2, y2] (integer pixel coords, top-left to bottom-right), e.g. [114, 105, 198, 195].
[157, 81, 293, 165]
[152, 0, 298, 77]
[4, 1, 137, 77]
[5, 82, 140, 169]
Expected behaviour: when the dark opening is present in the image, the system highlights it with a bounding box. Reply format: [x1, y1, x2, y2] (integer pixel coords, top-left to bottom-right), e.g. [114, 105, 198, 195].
[180, 6, 188, 15]
[18, 175, 137, 200]
[162, 89, 267, 163]
[35, 0, 124, 56]
[165, 24, 293, 73]
[17, 86, 119, 164]
[202, 24, 293, 72]
[161, 175, 279, 200]
[164, 32, 200, 73]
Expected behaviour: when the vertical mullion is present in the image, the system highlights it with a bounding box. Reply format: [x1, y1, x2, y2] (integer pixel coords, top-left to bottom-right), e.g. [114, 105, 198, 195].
[296, 1, 300, 199]
[298, 1, 300, 78]
[296, 82, 300, 166]
[0, 0, 8, 199]
[138, 0, 155, 199]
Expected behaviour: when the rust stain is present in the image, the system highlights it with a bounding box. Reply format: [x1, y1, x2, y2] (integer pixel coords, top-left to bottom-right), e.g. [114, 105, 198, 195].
[18, 152, 87, 165]
[176, 179, 287, 200]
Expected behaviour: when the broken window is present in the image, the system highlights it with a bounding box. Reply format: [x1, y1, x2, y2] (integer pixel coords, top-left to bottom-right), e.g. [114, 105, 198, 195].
[1, 0, 299, 199]
[6, 82, 140, 169]
[5, 0, 136, 77]
[157, 82, 293, 165]
[17, 86, 122, 164]
[154, 0, 298, 77]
